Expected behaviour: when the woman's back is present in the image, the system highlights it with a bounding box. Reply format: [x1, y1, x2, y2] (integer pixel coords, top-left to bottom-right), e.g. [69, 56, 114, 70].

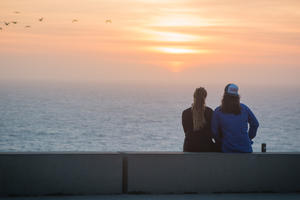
[182, 106, 216, 152]
[213, 104, 258, 152]
[211, 84, 259, 153]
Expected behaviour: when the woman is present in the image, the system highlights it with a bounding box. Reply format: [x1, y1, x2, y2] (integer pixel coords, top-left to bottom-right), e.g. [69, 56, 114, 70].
[182, 87, 218, 152]
[211, 83, 259, 153]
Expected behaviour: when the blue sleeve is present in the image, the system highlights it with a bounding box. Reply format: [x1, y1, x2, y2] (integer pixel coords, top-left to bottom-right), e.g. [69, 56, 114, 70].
[211, 110, 221, 141]
[246, 106, 259, 139]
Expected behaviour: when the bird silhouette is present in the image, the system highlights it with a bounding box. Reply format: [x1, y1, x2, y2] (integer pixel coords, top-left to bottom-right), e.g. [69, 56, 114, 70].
[105, 19, 112, 24]
[14, 11, 20, 14]
[4, 22, 10, 26]
[11, 21, 18, 24]
[72, 19, 78, 23]
[39, 17, 43, 22]
[0, 27, 2, 31]
[25, 25, 31, 28]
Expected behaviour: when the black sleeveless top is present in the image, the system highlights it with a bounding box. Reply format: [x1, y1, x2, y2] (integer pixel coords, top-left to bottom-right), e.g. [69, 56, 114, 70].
[182, 106, 218, 152]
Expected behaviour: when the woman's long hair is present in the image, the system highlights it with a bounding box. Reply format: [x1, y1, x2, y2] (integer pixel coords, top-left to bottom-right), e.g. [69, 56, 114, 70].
[192, 87, 207, 131]
[221, 94, 241, 115]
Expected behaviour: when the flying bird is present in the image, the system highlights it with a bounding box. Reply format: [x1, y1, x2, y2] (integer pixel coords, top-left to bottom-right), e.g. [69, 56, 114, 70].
[105, 19, 112, 24]
[72, 19, 78, 23]
[11, 21, 18, 24]
[14, 11, 20, 14]
[4, 22, 10, 26]
[39, 17, 43, 22]
[25, 25, 31, 28]
[0, 27, 2, 31]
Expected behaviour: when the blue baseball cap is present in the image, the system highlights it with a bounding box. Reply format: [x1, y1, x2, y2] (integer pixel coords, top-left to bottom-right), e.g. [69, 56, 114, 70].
[224, 83, 239, 96]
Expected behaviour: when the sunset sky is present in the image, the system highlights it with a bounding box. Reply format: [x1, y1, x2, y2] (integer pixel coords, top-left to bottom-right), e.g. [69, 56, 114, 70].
[0, 0, 300, 86]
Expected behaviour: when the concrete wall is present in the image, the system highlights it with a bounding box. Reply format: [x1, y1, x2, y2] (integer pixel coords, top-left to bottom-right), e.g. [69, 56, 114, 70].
[1, 152, 300, 196]
[0, 152, 123, 196]
[126, 152, 300, 193]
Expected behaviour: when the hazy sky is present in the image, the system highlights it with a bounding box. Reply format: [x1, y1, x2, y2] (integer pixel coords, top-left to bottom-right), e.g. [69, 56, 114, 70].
[0, 0, 300, 86]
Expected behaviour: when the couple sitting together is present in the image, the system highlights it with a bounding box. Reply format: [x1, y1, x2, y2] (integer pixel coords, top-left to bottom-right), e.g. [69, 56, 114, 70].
[182, 83, 259, 153]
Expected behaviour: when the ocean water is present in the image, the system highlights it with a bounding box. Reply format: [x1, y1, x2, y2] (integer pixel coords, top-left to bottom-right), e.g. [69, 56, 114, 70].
[0, 82, 299, 152]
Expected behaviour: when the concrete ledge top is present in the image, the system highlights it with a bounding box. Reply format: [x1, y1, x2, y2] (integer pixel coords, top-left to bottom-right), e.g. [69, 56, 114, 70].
[0, 151, 122, 155]
[122, 151, 300, 155]
[0, 151, 299, 155]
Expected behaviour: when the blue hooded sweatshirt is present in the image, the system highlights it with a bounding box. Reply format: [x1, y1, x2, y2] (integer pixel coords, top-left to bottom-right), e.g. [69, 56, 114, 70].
[211, 103, 259, 153]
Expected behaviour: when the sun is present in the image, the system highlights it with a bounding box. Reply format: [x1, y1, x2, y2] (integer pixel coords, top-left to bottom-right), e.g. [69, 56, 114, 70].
[167, 61, 185, 72]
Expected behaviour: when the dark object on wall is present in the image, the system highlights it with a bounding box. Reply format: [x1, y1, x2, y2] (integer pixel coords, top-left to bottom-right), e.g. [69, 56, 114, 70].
[262, 143, 266, 152]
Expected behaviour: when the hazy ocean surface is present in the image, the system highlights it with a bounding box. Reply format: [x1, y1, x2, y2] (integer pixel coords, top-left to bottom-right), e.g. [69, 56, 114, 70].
[0, 82, 299, 152]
